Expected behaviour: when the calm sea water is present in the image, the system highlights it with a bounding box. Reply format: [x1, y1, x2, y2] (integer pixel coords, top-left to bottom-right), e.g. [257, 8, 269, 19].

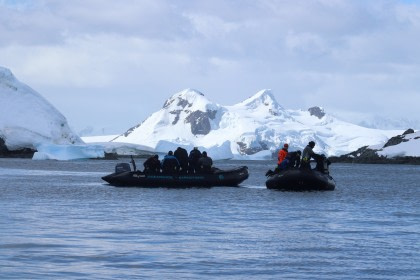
[0, 158, 419, 279]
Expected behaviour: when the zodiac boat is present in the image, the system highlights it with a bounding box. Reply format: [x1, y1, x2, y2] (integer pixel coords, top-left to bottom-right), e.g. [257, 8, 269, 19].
[102, 161, 249, 188]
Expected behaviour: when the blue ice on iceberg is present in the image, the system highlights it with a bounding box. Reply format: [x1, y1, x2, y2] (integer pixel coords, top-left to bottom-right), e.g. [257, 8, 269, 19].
[32, 143, 105, 160]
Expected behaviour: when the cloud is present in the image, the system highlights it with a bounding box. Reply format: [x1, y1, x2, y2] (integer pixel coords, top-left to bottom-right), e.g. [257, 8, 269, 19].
[1, 0, 420, 132]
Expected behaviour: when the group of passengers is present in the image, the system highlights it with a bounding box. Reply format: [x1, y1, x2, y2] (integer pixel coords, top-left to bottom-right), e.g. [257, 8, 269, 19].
[275, 141, 330, 174]
[143, 147, 213, 174]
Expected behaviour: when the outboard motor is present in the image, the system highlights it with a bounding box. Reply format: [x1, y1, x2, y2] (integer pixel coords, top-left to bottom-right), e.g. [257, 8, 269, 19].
[322, 158, 329, 174]
[115, 163, 131, 174]
[315, 154, 331, 174]
[320, 155, 331, 174]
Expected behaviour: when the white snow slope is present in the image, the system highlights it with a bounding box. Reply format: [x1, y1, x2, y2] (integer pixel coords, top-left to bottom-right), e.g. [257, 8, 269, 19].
[0, 66, 82, 150]
[112, 89, 404, 159]
[377, 130, 420, 157]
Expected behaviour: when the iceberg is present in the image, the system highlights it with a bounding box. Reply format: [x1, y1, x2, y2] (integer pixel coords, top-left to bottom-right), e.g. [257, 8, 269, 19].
[32, 142, 156, 160]
[33, 143, 105, 160]
[0, 67, 82, 151]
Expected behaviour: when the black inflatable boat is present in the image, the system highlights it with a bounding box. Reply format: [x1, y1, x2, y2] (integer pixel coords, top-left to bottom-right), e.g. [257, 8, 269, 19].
[102, 162, 249, 187]
[265, 168, 335, 191]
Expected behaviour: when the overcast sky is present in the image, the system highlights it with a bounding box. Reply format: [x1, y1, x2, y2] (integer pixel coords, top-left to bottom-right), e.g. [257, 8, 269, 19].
[1, 0, 420, 135]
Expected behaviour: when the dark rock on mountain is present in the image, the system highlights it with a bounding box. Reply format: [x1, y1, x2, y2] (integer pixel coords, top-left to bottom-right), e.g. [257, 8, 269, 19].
[185, 110, 217, 135]
[163, 91, 201, 109]
[383, 128, 414, 148]
[236, 141, 268, 155]
[308, 106, 325, 119]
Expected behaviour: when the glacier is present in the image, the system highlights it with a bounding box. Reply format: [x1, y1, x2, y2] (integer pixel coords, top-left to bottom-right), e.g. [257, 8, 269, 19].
[109, 88, 403, 159]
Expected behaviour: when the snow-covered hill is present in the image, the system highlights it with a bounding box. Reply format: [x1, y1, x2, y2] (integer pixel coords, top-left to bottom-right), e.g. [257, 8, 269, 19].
[0, 66, 82, 151]
[329, 129, 420, 163]
[376, 129, 420, 158]
[112, 88, 403, 159]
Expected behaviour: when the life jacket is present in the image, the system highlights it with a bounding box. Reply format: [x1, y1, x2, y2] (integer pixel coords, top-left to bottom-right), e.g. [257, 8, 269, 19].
[277, 148, 288, 165]
[301, 145, 314, 162]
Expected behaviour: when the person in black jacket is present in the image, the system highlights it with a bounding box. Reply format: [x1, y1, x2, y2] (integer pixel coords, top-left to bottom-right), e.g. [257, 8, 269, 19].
[198, 151, 213, 173]
[174, 147, 189, 174]
[277, 150, 301, 171]
[285, 150, 301, 169]
[188, 147, 202, 174]
[143, 154, 161, 173]
[161, 151, 180, 174]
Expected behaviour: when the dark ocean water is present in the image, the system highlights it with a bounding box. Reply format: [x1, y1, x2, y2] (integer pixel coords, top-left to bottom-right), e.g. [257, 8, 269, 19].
[0, 158, 419, 279]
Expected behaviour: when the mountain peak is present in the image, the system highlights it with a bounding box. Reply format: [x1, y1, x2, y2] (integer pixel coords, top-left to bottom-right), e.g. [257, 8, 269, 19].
[241, 89, 276, 104]
[163, 88, 210, 110]
[0, 66, 17, 84]
[179, 88, 204, 96]
[235, 89, 285, 116]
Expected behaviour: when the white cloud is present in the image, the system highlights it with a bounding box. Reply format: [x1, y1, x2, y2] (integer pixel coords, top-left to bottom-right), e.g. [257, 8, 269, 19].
[0, 0, 419, 133]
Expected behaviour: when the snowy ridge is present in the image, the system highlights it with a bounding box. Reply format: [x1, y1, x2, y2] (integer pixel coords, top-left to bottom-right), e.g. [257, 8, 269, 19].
[377, 130, 420, 157]
[112, 88, 402, 159]
[0, 67, 82, 150]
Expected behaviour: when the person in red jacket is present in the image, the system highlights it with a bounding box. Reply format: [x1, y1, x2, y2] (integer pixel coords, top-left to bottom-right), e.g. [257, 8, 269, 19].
[277, 143, 289, 168]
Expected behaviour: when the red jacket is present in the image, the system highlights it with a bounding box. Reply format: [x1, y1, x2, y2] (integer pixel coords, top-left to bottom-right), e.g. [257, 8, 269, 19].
[277, 148, 288, 165]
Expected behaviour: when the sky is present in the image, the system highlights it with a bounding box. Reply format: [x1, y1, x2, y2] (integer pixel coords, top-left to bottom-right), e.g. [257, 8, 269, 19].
[1, 0, 420, 135]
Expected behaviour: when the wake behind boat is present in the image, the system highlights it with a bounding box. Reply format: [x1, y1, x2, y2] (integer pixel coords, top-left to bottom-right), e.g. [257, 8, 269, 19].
[102, 161, 249, 187]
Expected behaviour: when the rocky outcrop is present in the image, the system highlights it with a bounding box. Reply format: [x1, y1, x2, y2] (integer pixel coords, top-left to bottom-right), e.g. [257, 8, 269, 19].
[185, 110, 217, 135]
[0, 137, 36, 158]
[383, 128, 414, 148]
[308, 106, 325, 119]
[236, 141, 268, 155]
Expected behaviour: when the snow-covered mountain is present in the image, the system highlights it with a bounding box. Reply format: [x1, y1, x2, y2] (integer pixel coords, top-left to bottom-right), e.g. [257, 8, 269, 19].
[0, 66, 82, 151]
[112, 88, 403, 159]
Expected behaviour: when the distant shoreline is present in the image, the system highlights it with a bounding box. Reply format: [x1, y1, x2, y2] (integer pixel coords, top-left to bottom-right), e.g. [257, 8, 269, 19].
[328, 155, 420, 165]
[1, 151, 419, 165]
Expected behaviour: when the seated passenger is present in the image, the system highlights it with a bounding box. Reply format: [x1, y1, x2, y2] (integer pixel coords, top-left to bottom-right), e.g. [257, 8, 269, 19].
[161, 151, 180, 174]
[188, 147, 202, 174]
[198, 151, 213, 173]
[279, 150, 301, 170]
[277, 143, 289, 169]
[174, 147, 189, 174]
[286, 150, 301, 168]
[143, 154, 161, 173]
